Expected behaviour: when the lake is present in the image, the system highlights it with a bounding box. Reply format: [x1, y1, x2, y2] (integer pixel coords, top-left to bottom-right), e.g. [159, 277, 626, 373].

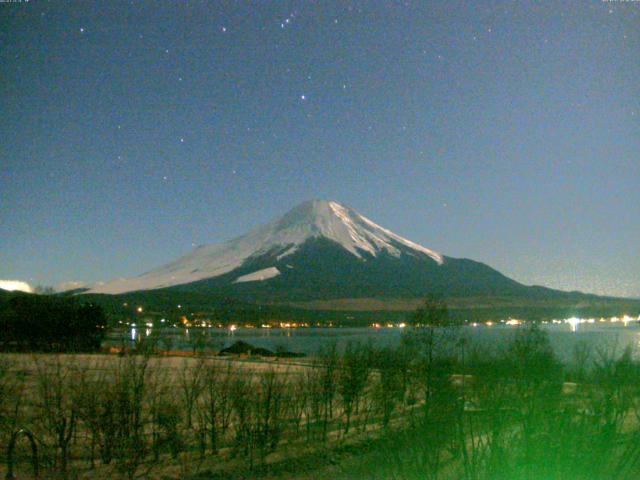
[114, 319, 640, 363]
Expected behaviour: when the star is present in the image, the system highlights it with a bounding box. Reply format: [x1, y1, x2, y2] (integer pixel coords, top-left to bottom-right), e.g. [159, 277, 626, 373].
[300, 94, 306, 101]
[163, 176, 168, 181]
[79, 27, 85, 33]
[180, 137, 185, 143]
[221, 26, 227, 32]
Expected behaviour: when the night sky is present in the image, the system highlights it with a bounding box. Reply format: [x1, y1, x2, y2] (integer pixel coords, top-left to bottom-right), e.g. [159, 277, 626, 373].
[1, 1, 638, 297]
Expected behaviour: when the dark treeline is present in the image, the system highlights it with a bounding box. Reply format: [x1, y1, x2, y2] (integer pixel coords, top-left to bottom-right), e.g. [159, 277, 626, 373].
[0, 293, 106, 352]
[2, 320, 640, 479]
[75, 288, 640, 328]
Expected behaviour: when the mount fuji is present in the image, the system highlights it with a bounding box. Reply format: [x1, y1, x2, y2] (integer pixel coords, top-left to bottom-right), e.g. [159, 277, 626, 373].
[82, 200, 625, 313]
[87, 200, 446, 295]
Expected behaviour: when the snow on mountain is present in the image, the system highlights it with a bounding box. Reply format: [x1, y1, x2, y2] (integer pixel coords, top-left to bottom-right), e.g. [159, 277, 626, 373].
[0, 280, 34, 293]
[233, 267, 281, 283]
[86, 200, 443, 294]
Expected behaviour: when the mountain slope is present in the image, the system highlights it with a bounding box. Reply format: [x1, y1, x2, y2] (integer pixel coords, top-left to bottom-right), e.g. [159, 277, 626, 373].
[170, 236, 537, 303]
[83, 200, 622, 309]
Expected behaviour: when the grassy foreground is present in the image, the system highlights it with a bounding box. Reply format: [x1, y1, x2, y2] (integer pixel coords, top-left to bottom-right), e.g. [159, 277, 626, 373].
[1, 325, 640, 479]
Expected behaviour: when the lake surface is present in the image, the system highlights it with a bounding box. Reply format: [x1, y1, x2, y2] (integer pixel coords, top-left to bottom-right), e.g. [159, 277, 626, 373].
[113, 321, 640, 363]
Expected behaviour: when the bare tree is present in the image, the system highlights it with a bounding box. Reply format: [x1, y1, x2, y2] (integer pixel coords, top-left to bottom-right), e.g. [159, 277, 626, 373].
[371, 347, 406, 429]
[303, 365, 324, 442]
[0, 357, 24, 449]
[178, 358, 205, 430]
[318, 344, 339, 442]
[200, 361, 235, 455]
[254, 368, 288, 466]
[110, 354, 152, 480]
[229, 369, 256, 465]
[338, 342, 371, 434]
[286, 373, 308, 435]
[32, 356, 79, 475]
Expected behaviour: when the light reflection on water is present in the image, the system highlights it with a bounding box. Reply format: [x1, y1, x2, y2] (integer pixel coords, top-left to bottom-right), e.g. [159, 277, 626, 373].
[113, 321, 640, 362]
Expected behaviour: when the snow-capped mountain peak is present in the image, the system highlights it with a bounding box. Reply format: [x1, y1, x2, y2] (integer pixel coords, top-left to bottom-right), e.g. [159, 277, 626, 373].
[273, 200, 443, 263]
[86, 200, 443, 294]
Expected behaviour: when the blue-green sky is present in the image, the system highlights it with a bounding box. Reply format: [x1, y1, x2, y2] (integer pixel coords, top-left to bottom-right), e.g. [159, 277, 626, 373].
[1, 1, 638, 297]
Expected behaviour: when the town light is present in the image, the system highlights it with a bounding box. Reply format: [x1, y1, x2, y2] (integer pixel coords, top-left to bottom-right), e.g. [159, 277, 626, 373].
[566, 317, 581, 332]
